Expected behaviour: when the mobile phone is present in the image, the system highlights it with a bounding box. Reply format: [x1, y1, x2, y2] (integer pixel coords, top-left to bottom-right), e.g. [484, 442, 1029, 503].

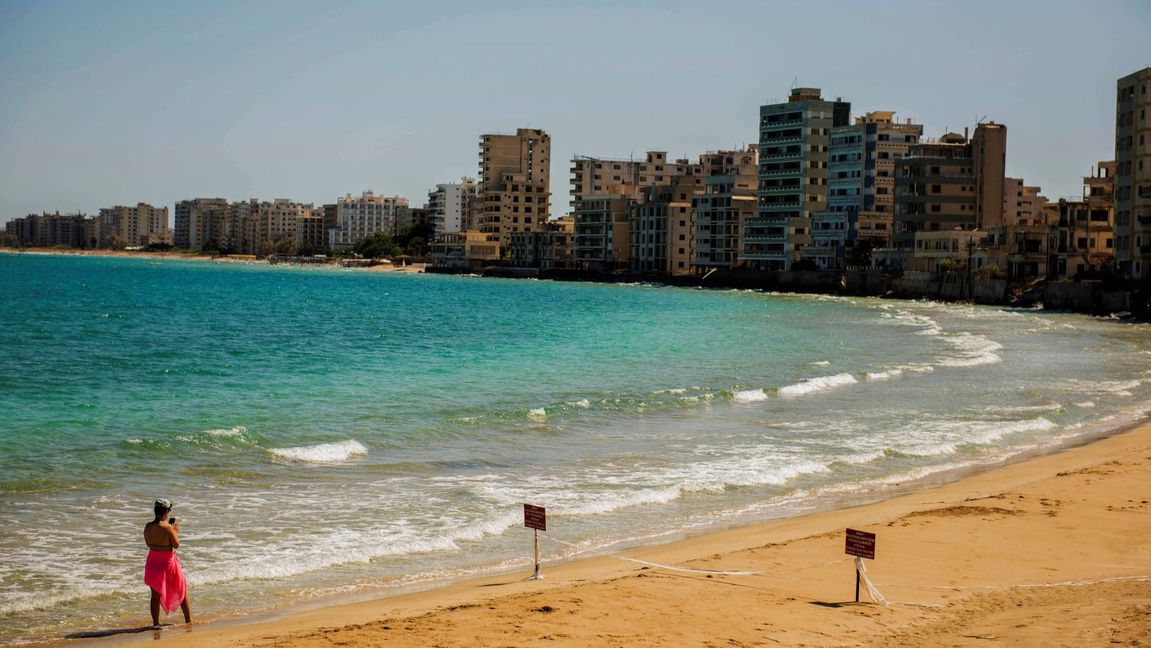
[169, 518, 177, 524]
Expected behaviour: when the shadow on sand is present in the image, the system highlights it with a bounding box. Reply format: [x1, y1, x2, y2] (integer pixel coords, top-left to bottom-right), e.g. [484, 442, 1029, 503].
[65, 624, 171, 639]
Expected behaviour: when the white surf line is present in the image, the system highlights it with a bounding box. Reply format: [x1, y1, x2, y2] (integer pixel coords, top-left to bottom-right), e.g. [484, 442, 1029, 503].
[539, 533, 760, 576]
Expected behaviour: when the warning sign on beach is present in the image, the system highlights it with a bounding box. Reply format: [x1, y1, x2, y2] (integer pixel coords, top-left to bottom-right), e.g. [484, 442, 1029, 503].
[845, 528, 876, 560]
[524, 504, 546, 531]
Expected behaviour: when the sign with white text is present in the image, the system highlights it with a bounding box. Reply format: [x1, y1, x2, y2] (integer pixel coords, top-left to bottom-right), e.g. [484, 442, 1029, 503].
[845, 528, 876, 560]
[524, 504, 546, 531]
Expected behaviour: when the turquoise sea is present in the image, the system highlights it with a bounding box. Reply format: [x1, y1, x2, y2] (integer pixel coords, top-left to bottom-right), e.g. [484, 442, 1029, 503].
[2, 252, 1151, 644]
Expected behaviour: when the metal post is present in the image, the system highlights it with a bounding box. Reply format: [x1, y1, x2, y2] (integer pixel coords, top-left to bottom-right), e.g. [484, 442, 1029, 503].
[855, 566, 861, 603]
[531, 529, 542, 580]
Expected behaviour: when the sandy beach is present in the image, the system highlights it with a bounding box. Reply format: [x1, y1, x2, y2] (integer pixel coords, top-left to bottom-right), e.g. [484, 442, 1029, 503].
[74, 421, 1147, 648]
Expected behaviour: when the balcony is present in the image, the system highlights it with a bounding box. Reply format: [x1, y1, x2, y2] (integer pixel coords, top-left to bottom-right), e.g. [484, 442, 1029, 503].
[761, 118, 804, 128]
[760, 150, 803, 161]
[758, 200, 802, 209]
[757, 185, 803, 194]
[759, 168, 802, 177]
[761, 133, 802, 145]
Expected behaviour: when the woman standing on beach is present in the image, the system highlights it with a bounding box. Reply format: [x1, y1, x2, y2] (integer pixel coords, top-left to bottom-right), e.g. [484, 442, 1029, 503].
[143, 498, 191, 626]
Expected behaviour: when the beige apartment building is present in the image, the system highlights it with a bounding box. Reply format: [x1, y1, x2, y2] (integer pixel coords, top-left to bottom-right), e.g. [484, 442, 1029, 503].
[478, 128, 550, 250]
[507, 217, 574, 269]
[5, 212, 96, 248]
[431, 231, 501, 268]
[893, 123, 1007, 255]
[573, 149, 704, 275]
[330, 192, 409, 250]
[97, 203, 169, 248]
[630, 175, 703, 275]
[570, 151, 695, 209]
[985, 178, 1048, 279]
[297, 208, 328, 254]
[573, 195, 635, 270]
[1114, 66, 1151, 280]
[694, 148, 759, 271]
[174, 198, 229, 251]
[1050, 162, 1116, 279]
[910, 229, 989, 274]
[623, 148, 760, 276]
[256, 199, 313, 254]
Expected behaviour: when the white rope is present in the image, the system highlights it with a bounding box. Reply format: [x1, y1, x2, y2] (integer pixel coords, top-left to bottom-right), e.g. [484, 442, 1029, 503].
[855, 557, 888, 606]
[538, 533, 760, 576]
[616, 556, 762, 576]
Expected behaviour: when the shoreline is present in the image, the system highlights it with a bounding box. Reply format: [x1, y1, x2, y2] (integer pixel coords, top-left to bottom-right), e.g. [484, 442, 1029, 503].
[79, 419, 1151, 647]
[6, 246, 1146, 319]
[0, 248, 427, 273]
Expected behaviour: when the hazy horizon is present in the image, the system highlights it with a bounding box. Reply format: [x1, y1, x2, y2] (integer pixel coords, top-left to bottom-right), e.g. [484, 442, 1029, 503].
[1, 0, 1149, 224]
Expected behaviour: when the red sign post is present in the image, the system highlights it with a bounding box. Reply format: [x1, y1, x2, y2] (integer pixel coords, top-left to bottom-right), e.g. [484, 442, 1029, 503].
[845, 528, 876, 602]
[524, 504, 547, 580]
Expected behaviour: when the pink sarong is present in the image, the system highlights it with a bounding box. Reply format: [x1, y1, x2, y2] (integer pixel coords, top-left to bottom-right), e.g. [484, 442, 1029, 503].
[144, 549, 187, 614]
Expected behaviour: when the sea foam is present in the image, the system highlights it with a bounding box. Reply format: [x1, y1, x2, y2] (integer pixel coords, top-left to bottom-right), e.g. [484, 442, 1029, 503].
[268, 440, 368, 463]
[732, 388, 769, 403]
[937, 333, 1003, 367]
[779, 373, 857, 396]
[204, 425, 247, 437]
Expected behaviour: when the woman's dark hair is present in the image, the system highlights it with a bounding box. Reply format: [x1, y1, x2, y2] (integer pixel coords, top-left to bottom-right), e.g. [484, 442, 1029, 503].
[154, 502, 171, 519]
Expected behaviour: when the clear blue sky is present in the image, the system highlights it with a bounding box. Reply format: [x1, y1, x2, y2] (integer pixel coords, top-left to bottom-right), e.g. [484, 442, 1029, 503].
[1, 0, 1148, 224]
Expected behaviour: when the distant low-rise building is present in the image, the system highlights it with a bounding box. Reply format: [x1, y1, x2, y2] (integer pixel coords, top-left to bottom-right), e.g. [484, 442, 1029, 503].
[507, 218, 574, 269]
[431, 231, 500, 268]
[910, 229, 988, 274]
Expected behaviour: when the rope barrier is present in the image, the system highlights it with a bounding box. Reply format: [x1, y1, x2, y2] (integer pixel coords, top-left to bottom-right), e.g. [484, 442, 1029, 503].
[534, 532, 1146, 607]
[538, 533, 760, 575]
[854, 556, 888, 606]
[616, 556, 762, 576]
